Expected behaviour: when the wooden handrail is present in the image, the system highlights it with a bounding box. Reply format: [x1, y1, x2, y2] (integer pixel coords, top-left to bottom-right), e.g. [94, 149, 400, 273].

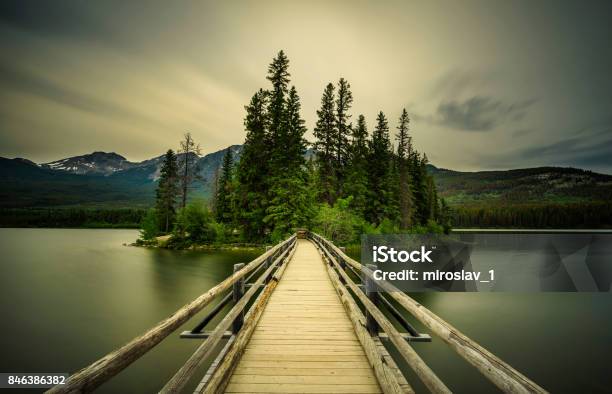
[47, 234, 296, 394]
[202, 240, 298, 394]
[312, 235, 450, 393]
[310, 232, 547, 394]
[319, 243, 415, 394]
[160, 238, 296, 393]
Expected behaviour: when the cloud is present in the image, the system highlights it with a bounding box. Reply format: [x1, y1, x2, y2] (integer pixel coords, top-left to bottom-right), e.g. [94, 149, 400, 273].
[429, 96, 535, 132]
[519, 122, 612, 170]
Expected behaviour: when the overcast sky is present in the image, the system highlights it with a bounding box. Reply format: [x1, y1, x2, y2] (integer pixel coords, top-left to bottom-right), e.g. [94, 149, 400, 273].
[1, 0, 611, 173]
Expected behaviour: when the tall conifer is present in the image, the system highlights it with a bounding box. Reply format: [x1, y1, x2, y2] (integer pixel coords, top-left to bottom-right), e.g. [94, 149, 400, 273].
[215, 147, 233, 223]
[313, 83, 337, 205]
[237, 90, 269, 239]
[155, 149, 179, 233]
[334, 78, 353, 195]
[396, 109, 414, 229]
[366, 111, 392, 225]
[344, 114, 370, 215]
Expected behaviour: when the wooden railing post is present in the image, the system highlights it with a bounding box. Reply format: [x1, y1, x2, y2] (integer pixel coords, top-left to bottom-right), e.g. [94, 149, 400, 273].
[232, 263, 245, 334]
[365, 264, 379, 336]
[312, 232, 547, 394]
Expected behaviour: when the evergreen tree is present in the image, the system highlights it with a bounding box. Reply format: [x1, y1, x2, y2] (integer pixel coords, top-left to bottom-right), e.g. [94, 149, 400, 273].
[140, 208, 159, 241]
[366, 111, 392, 225]
[409, 151, 431, 225]
[426, 175, 439, 222]
[215, 147, 234, 223]
[177, 132, 202, 209]
[283, 86, 307, 171]
[267, 50, 290, 170]
[395, 109, 414, 229]
[236, 51, 312, 240]
[334, 78, 353, 195]
[237, 90, 270, 240]
[385, 152, 400, 224]
[439, 198, 452, 234]
[313, 83, 337, 205]
[344, 114, 370, 215]
[264, 85, 311, 239]
[155, 149, 179, 233]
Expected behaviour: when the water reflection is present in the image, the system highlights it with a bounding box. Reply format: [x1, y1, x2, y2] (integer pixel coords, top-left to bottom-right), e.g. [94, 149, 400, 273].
[349, 240, 612, 393]
[0, 229, 261, 394]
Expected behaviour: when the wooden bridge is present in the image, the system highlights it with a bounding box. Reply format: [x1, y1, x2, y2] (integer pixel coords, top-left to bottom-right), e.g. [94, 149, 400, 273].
[47, 233, 547, 394]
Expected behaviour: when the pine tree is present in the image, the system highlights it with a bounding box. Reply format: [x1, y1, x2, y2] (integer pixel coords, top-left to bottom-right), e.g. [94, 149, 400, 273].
[283, 86, 307, 171]
[177, 132, 202, 209]
[265, 85, 311, 239]
[313, 83, 337, 205]
[426, 175, 439, 222]
[409, 151, 431, 225]
[267, 50, 290, 172]
[215, 147, 233, 223]
[366, 111, 392, 225]
[155, 149, 179, 233]
[395, 109, 414, 229]
[237, 89, 270, 240]
[334, 78, 353, 196]
[439, 198, 452, 234]
[344, 114, 370, 215]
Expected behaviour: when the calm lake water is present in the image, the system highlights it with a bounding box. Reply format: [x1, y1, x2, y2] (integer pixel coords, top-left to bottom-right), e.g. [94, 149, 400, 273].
[0, 229, 262, 393]
[0, 229, 611, 393]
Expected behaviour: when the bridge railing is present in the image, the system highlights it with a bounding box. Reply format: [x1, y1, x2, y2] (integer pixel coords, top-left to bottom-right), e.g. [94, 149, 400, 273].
[47, 234, 297, 394]
[309, 231, 547, 394]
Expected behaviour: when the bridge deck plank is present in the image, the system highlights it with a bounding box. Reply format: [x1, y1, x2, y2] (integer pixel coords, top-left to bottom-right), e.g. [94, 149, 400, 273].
[225, 239, 382, 394]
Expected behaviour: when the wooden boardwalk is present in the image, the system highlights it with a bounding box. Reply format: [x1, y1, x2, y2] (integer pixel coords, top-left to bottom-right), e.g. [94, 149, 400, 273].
[49, 233, 546, 394]
[225, 239, 382, 393]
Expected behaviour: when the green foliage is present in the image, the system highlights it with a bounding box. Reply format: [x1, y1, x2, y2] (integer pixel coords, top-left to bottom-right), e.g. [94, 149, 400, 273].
[365, 111, 392, 225]
[313, 197, 365, 245]
[210, 221, 229, 244]
[452, 201, 612, 228]
[344, 114, 369, 215]
[155, 149, 179, 233]
[139, 209, 159, 241]
[231, 51, 452, 242]
[235, 51, 312, 242]
[314, 83, 337, 205]
[334, 78, 353, 188]
[395, 109, 414, 229]
[177, 133, 202, 209]
[410, 220, 445, 234]
[174, 202, 217, 243]
[0, 208, 146, 228]
[237, 89, 270, 240]
[215, 148, 234, 223]
[265, 174, 315, 240]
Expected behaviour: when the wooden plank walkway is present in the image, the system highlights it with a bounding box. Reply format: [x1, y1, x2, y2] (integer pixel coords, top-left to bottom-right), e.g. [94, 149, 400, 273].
[225, 239, 382, 394]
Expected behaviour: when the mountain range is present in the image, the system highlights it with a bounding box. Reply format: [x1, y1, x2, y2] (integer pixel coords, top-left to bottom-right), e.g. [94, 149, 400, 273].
[1, 146, 611, 208]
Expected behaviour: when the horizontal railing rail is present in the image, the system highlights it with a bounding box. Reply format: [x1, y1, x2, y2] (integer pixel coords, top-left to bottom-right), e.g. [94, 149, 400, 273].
[161, 236, 297, 393]
[309, 231, 547, 394]
[310, 233, 450, 393]
[47, 234, 297, 394]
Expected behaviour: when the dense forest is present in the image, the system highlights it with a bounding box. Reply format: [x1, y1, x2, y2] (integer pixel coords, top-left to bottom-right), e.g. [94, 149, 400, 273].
[140, 51, 450, 246]
[0, 208, 145, 228]
[452, 202, 612, 228]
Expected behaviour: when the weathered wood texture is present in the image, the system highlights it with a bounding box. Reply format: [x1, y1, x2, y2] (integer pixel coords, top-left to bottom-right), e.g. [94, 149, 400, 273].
[161, 241, 295, 393]
[224, 240, 382, 394]
[198, 239, 297, 394]
[316, 238, 450, 394]
[46, 236, 295, 394]
[320, 245, 414, 394]
[312, 233, 547, 394]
